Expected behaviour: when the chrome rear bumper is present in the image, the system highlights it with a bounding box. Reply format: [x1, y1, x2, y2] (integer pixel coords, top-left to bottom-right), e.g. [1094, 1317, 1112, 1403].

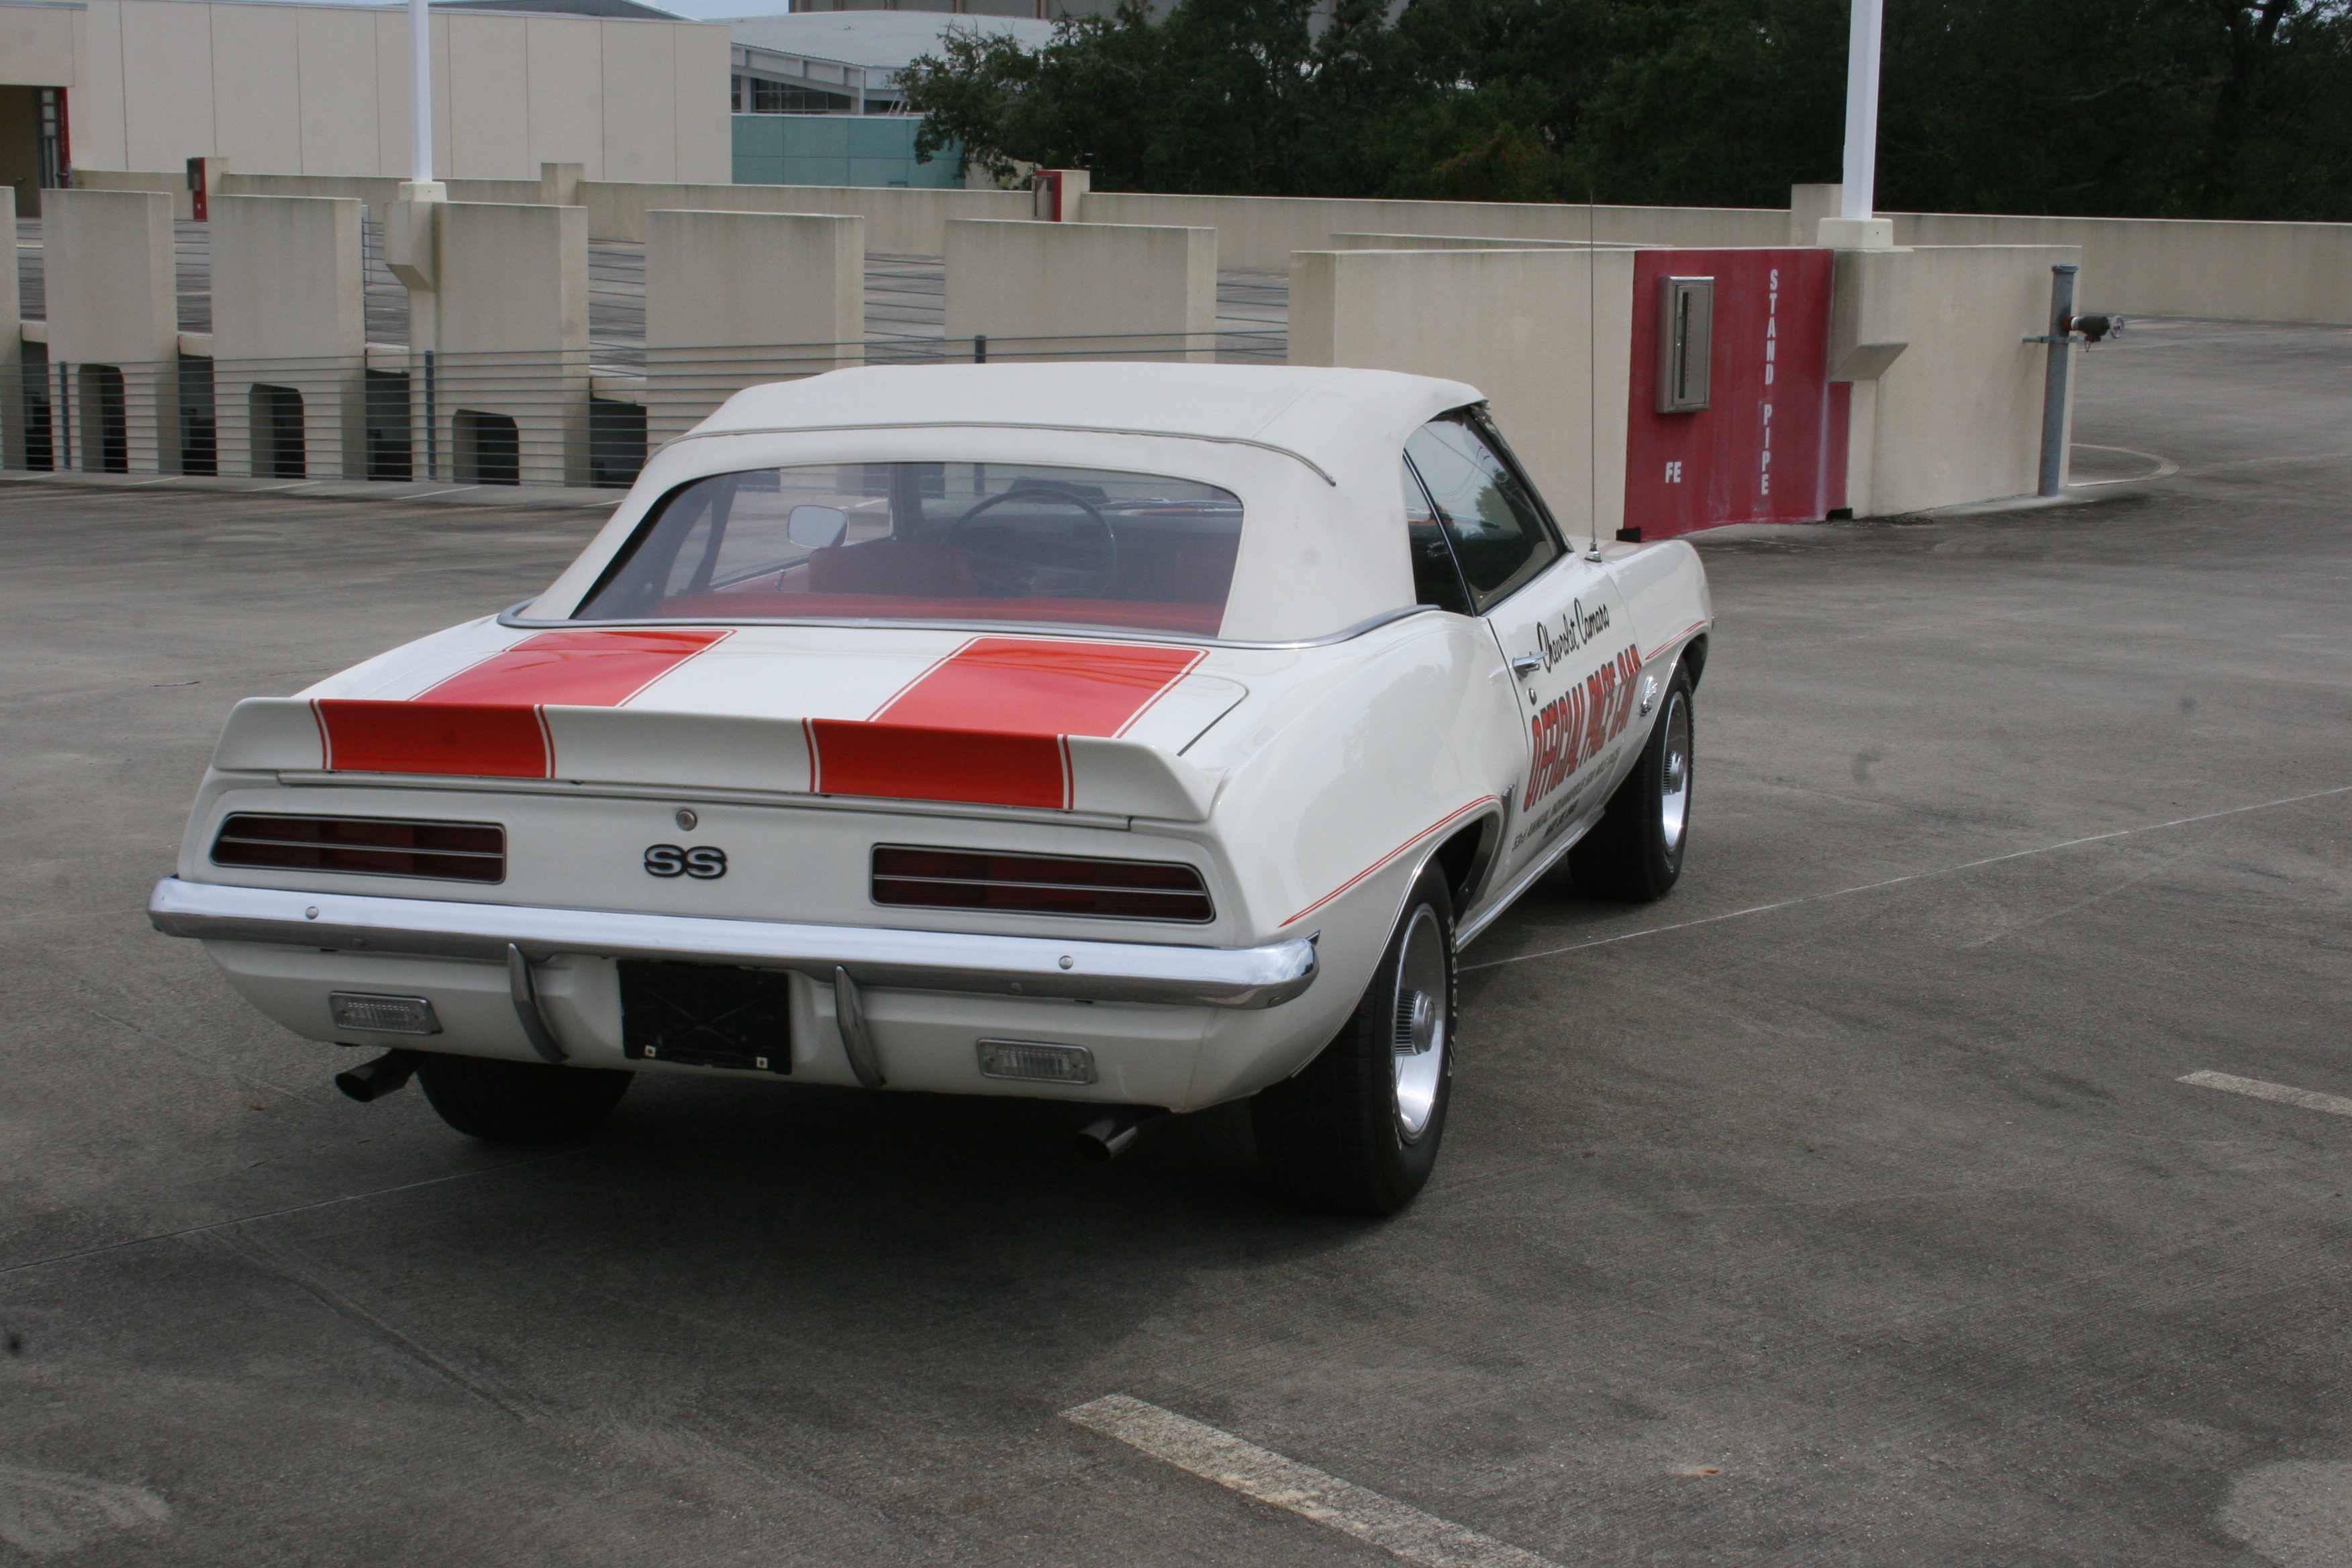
[148, 878, 1318, 1010]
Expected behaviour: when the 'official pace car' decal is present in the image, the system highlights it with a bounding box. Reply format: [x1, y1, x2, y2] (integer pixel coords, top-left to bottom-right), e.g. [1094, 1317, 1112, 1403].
[313, 629, 731, 777]
[807, 637, 1204, 810]
[1522, 644, 1645, 813]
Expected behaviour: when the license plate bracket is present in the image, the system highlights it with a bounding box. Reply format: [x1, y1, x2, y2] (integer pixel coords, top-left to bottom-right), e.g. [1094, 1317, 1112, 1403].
[618, 960, 793, 1074]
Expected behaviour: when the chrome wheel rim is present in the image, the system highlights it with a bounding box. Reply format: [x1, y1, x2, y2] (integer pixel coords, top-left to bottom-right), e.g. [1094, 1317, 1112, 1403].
[1389, 904, 1449, 1143]
[1659, 691, 1692, 854]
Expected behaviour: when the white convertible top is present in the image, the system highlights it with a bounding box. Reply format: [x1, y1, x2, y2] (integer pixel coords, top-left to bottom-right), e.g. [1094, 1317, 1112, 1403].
[536, 362, 1488, 642]
[689, 363, 1478, 483]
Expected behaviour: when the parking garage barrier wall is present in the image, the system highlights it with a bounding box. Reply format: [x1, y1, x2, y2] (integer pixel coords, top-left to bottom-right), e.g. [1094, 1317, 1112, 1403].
[646, 209, 865, 448]
[582, 181, 1031, 248]
[1289, 244, 1636, 543]
[42, 190, 183, 477]
[1885, 212, 2352, 326]
[1849, 244, 2086, 517]
[1, 331, 1285, 492]
[211, 196, 369, 485]
[1082, 193, 1793, 271]
[0, 187, 20, 472]
[944, 219, 1220, 366]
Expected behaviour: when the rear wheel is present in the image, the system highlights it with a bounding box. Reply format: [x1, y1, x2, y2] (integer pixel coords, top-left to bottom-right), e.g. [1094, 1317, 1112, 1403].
[1570, 665, 1694, 903]
[1252, 867, 1455, 1216]
[413, 1053, 633, 1144]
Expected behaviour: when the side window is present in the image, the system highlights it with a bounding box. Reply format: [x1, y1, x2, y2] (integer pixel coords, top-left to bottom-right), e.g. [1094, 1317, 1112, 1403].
[1404, 410, 1560, 607]
[1402, 458, 1471, 616]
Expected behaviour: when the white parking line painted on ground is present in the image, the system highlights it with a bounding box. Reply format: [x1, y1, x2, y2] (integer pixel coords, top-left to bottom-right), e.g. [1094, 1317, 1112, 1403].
[2180, 1071, 2352, 1119]
[1063, 1394, 1559, 1568]
[1464, 783, 2352, 972]
[2068, 443, 2182, 487]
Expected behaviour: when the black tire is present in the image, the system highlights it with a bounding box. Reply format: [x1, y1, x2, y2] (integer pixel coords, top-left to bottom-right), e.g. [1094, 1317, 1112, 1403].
[1570, 663, 1694, 903]
[1252, 867, 1455, 1216]
[413, 1053, 633, 1144]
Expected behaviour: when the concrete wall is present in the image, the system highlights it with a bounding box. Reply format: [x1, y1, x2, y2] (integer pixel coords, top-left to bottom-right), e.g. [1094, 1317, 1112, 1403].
[0, 186, 19, 469]
[41, 187, 180, 474]
[1289, 246, 1635, 545]
[1328, 232, 1635, 250]
[431, 201, 591, 487]
[1855, 245, 2082, 518]
[66, 167, 194, 220]
[1081, 192, 1788, 271]
[210, 194, 365, 479]
[219, 173, 543, 208]
[1796, 183, 2352, 326]
[1888, 212, 2351, 326]
[0, 3, 79, 87]
[944, 219, 1217, 362]
[644, 207, 863, 444]
[62, 0, 728, 184]
[583, 179, 1028, 248]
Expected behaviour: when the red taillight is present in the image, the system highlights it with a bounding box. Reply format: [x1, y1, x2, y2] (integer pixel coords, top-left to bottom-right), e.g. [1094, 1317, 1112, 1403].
[211, 814, 505, 883]
[872, 845, 1212, 922]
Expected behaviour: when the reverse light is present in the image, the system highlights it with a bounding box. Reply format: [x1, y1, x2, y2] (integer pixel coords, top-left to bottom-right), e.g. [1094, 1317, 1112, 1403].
[977, 1039, 1097, 1085]
[329, 993, 442, 1035]
[872, 846, 1212, 922]
[211, 814, 505, 883]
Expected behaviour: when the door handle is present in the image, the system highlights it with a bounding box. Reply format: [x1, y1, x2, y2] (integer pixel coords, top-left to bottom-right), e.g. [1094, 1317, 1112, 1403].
[1510, 654, 1545, 680]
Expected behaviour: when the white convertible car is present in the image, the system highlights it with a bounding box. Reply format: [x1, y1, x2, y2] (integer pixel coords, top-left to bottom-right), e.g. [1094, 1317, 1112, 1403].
[150, 364, 1711, 1214]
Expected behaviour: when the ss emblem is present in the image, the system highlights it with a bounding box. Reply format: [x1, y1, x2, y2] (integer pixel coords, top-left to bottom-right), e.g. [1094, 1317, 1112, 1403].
[645, 844, 727, 879]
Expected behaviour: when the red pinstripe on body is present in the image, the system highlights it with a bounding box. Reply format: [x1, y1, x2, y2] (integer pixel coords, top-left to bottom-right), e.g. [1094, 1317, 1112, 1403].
[1281, 795, 1503, 928]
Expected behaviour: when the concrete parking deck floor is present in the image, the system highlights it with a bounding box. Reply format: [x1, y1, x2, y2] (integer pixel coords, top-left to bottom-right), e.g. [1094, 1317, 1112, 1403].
[3, 319, 2349, 1565]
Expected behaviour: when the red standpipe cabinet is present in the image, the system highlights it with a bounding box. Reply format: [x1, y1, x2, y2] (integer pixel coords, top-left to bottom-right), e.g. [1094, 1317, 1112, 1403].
[1621, 248, 1849, 540]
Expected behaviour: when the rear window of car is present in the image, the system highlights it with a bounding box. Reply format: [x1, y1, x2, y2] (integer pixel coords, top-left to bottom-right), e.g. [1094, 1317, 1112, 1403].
[573, 462, 1243, 637]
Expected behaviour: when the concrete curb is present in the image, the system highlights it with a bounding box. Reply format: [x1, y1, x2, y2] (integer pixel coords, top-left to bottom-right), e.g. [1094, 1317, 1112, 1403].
[0, 469, 624, 512]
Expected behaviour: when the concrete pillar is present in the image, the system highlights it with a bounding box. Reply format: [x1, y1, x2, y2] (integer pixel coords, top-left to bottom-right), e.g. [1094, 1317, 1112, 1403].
[210, 195, 366, 480]
[943, 219, 1217, 364]
[0, 186, 19, 470]
[1790, 183, 1842, 246]
[1032, 168, 1091, 221]
[44, 189, 181, 474]
[1824, 245, 1912, 517]
[432, 201, 591, 489]
[642, 207, 863, 447]
[539, 162, 583, 207]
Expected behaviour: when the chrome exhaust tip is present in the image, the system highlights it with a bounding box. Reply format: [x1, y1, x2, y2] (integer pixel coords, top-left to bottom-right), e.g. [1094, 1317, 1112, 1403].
[334, 1048, 422, 1104]
[1074, 1107, 1167, 1163]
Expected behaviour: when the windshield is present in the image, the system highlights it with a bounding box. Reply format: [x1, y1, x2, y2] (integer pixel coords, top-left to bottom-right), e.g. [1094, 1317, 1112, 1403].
[573, 462, 1244, 637]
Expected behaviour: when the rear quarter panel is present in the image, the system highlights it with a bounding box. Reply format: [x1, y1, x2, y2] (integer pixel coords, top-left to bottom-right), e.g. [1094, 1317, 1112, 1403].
[1177, 612, 1522, 1101]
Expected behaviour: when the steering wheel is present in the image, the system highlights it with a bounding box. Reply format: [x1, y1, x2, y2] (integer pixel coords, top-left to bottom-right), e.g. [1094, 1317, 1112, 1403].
[942, 485, 1119, 598]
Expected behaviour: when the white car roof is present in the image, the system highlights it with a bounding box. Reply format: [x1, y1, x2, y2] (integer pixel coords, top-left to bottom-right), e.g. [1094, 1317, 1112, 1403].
[536, 363, 1489, 643]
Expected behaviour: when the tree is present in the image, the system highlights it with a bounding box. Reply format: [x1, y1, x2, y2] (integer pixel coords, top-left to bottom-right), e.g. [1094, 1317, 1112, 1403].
[897, 0, 2352, 219]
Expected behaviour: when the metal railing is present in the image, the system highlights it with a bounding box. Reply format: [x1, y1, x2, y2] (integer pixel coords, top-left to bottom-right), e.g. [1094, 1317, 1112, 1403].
[3, 330, 1287, 491]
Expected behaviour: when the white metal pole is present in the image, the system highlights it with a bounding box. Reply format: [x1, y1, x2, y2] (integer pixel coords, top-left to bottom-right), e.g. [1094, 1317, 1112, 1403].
[409, 0, 434, 185]
[1839, 0, 1882, 220]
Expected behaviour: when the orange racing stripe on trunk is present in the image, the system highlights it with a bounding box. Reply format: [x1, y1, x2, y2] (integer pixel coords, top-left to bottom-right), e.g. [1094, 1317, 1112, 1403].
[315, 629, 730, 777]
[808, 637, 1204, 810]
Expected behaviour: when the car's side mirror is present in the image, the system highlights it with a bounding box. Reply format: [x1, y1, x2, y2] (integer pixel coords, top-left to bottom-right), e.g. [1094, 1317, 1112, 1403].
[787, 505, 849, 550]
